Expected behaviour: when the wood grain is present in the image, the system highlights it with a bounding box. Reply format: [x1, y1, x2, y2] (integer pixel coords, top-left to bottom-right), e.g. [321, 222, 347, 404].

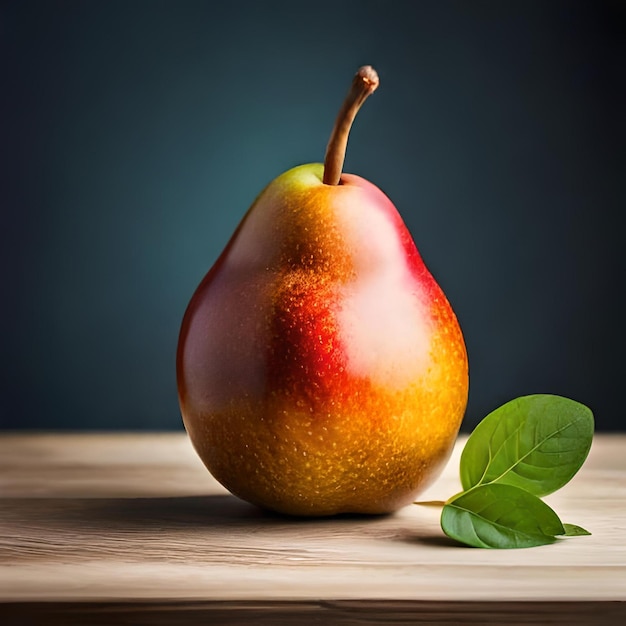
[1, 433, 625, 624]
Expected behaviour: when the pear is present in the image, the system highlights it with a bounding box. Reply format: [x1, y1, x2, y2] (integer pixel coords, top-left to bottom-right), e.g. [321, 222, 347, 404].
[177, 67, 468, 516]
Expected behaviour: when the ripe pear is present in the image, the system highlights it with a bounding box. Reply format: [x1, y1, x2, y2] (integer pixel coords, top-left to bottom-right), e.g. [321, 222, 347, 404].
[177, 67, 468, 516]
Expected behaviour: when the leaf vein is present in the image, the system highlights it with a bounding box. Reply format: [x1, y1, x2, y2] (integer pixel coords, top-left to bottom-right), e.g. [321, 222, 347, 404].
[485, 415, 585, 486]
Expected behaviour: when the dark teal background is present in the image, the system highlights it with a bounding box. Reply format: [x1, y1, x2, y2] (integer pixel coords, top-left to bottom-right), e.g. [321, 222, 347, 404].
[2, 0, 624, 431]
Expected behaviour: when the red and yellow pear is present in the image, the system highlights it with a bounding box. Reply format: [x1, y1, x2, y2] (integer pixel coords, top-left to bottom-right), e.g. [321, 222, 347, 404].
[177, 67, 468, 516]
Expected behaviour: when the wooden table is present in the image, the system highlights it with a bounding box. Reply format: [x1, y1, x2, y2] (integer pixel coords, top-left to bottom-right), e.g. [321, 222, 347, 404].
[1, 433, 625, 624]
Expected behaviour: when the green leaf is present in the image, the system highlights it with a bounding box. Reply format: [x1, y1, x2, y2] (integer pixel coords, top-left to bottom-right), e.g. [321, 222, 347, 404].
[460, 394, 594, 497]
[441, 484, 565, 549]
[560, 523, 592, 537]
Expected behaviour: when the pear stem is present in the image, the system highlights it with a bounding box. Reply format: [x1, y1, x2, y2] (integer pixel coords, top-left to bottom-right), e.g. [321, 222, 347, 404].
[323, 65, 379, 186]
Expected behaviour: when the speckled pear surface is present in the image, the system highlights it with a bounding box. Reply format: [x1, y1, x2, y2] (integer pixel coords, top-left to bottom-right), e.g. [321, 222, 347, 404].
[177, 162, 468, 516]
